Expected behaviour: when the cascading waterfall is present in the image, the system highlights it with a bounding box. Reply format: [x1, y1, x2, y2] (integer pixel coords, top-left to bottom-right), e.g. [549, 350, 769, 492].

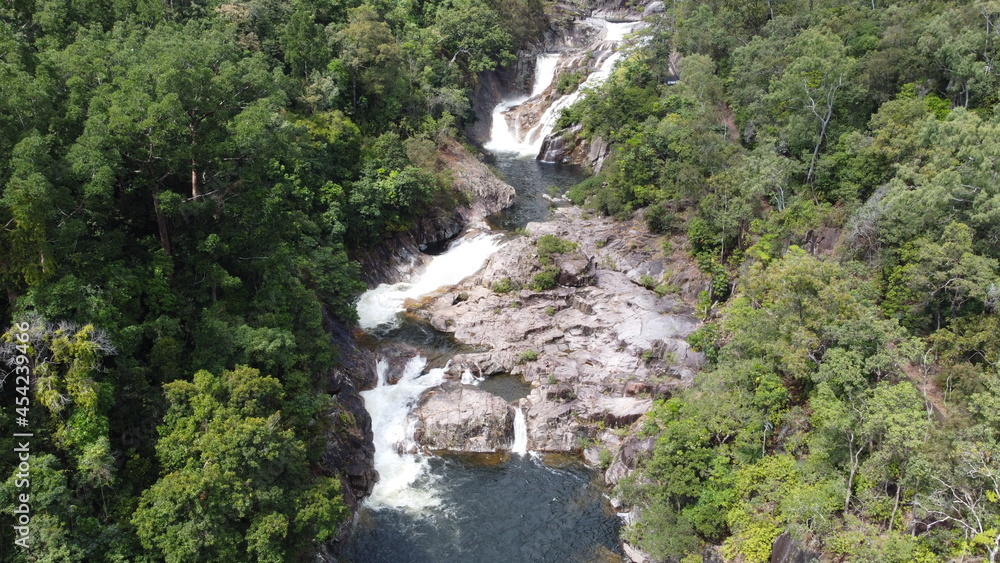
[531, 53, 561, 97]
[511, 407, 528, 455]
[355, 233, 505, 511]
[356, 233, 504, 331]
[361, 356, 447, 511]
[346, 15, 633, 562]
[484, 18, 645, 159]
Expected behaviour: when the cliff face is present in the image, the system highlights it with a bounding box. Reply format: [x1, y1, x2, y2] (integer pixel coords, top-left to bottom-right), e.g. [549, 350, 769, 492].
[311, 310, 389, 562]
[318, 313, 378, 552]
[469, 59, 536, 146]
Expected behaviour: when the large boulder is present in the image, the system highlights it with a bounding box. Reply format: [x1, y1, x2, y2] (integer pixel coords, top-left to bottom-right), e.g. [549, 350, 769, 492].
[771, 533, 821, 563]
[412, 383, 514, 452]
[412, 207, 708, 456]
[554, 250, 596, 287]
[623, 542, 655, 563]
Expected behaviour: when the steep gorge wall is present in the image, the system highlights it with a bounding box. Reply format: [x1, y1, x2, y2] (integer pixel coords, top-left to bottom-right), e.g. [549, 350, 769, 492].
[350, 139, 515, 285]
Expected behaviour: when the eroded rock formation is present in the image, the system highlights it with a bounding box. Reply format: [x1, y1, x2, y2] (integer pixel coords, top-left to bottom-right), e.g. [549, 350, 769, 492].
[352, 138, 516, 285]
[409, 206, 709, 453]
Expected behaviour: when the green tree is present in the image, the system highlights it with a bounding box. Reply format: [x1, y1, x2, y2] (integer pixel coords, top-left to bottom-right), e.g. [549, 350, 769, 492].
[434, 0, 514, 72]
[916, 374, 1000, 562]
[895, 223, 999, 329]
[768, 27, 858, 184]
[133, 366, 347, 562]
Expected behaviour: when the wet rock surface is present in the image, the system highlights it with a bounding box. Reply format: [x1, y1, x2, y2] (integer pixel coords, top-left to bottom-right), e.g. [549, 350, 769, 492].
[411, 206, 709, 453]
[319, 314, 379, 551]
[592, 0, 652, 22]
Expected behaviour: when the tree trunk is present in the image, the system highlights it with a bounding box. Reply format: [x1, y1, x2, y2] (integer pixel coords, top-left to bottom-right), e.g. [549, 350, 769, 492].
[151, 189, 172, 256]
[191, 164, 200, 199]
[190, 121, 201, 199]
[806, 115, 829, 185]
[890, 482, 902, 529]
[845, 464, 856, 512]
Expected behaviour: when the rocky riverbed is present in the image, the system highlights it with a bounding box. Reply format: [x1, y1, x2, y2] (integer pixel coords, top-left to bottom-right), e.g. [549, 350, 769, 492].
[406, 207, 708, 480]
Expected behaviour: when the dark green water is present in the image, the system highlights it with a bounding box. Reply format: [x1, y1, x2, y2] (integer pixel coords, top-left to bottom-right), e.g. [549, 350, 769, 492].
[478, 372, 533, 403]
[487, 155, 586, 232]
[340, 454, 623, 563]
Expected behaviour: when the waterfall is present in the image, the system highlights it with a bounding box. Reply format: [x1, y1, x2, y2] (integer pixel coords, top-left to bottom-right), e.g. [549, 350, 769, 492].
[484, 18, 645, 159]
[355, 231, 507, 511]
[511, 407, 528, 455]
[361, 356, 448, 511]
[531, 53, 561, 97]
[376, 358, 389, 386]
[484, 96, 533, 155]
[356, 233, 504, 331]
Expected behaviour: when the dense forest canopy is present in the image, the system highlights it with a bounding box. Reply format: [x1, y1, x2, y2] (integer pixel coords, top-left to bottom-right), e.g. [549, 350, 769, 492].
[4, 0, 1000, 560]
[556, 0, 1000, 560]
[0, 0, 544, 560]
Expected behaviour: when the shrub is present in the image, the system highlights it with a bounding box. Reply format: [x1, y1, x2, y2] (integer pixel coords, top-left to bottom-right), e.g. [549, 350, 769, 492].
[528, 267, 560, 291]
[686, 323, 720, 364]
[639, 274, 657, 289]
[545, 306, 556, 316]
[645, 203, 676, 234]
[536, 234, 578, 264]
[555, 71, 585, 95]
[518, 350, 539, 364]
[491, 277, 516, 293]
[598, 449, 613, 469]
[654, 283, 679, 297]
[555, 105, 583, 130]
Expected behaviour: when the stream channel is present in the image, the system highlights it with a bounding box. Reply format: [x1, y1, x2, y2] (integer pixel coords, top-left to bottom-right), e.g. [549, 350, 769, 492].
[340, 18, 642, 563]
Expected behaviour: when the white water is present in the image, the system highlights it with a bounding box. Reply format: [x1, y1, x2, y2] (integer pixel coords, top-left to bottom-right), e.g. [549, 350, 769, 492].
[484, 96, 534, 155]
[353, 9, 640, 529]
[484, 52, 561, 155]
[356, 233, 504, 331]
[511, 407, 528, 455]
[531, 53, 561, 96]
[485, 18, 643, 158]
[355, 228, 508, 510]
[528, 51, 623, 160]
[593, 18, 644, 42]
[362, 356, 448, 511]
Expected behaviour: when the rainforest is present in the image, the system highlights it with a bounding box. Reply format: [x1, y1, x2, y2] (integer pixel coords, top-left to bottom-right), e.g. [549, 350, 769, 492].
[2, 0, 1000, 562]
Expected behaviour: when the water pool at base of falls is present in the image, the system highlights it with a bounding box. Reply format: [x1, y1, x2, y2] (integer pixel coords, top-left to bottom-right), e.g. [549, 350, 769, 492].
[486, 156, 585, 232]
[476, 372, 533, 403]
[339, 454, 623, 563]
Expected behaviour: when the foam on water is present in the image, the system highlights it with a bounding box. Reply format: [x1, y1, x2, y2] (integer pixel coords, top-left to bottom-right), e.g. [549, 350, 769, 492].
[531, 53, 561, 97]
[485, 18, 643, 159]
[483, 96, 535, 155]
[361, 356, 448, 511]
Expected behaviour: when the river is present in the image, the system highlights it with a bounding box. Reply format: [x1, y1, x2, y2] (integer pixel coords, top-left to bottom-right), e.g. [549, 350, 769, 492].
[340, 17, 641, 563]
